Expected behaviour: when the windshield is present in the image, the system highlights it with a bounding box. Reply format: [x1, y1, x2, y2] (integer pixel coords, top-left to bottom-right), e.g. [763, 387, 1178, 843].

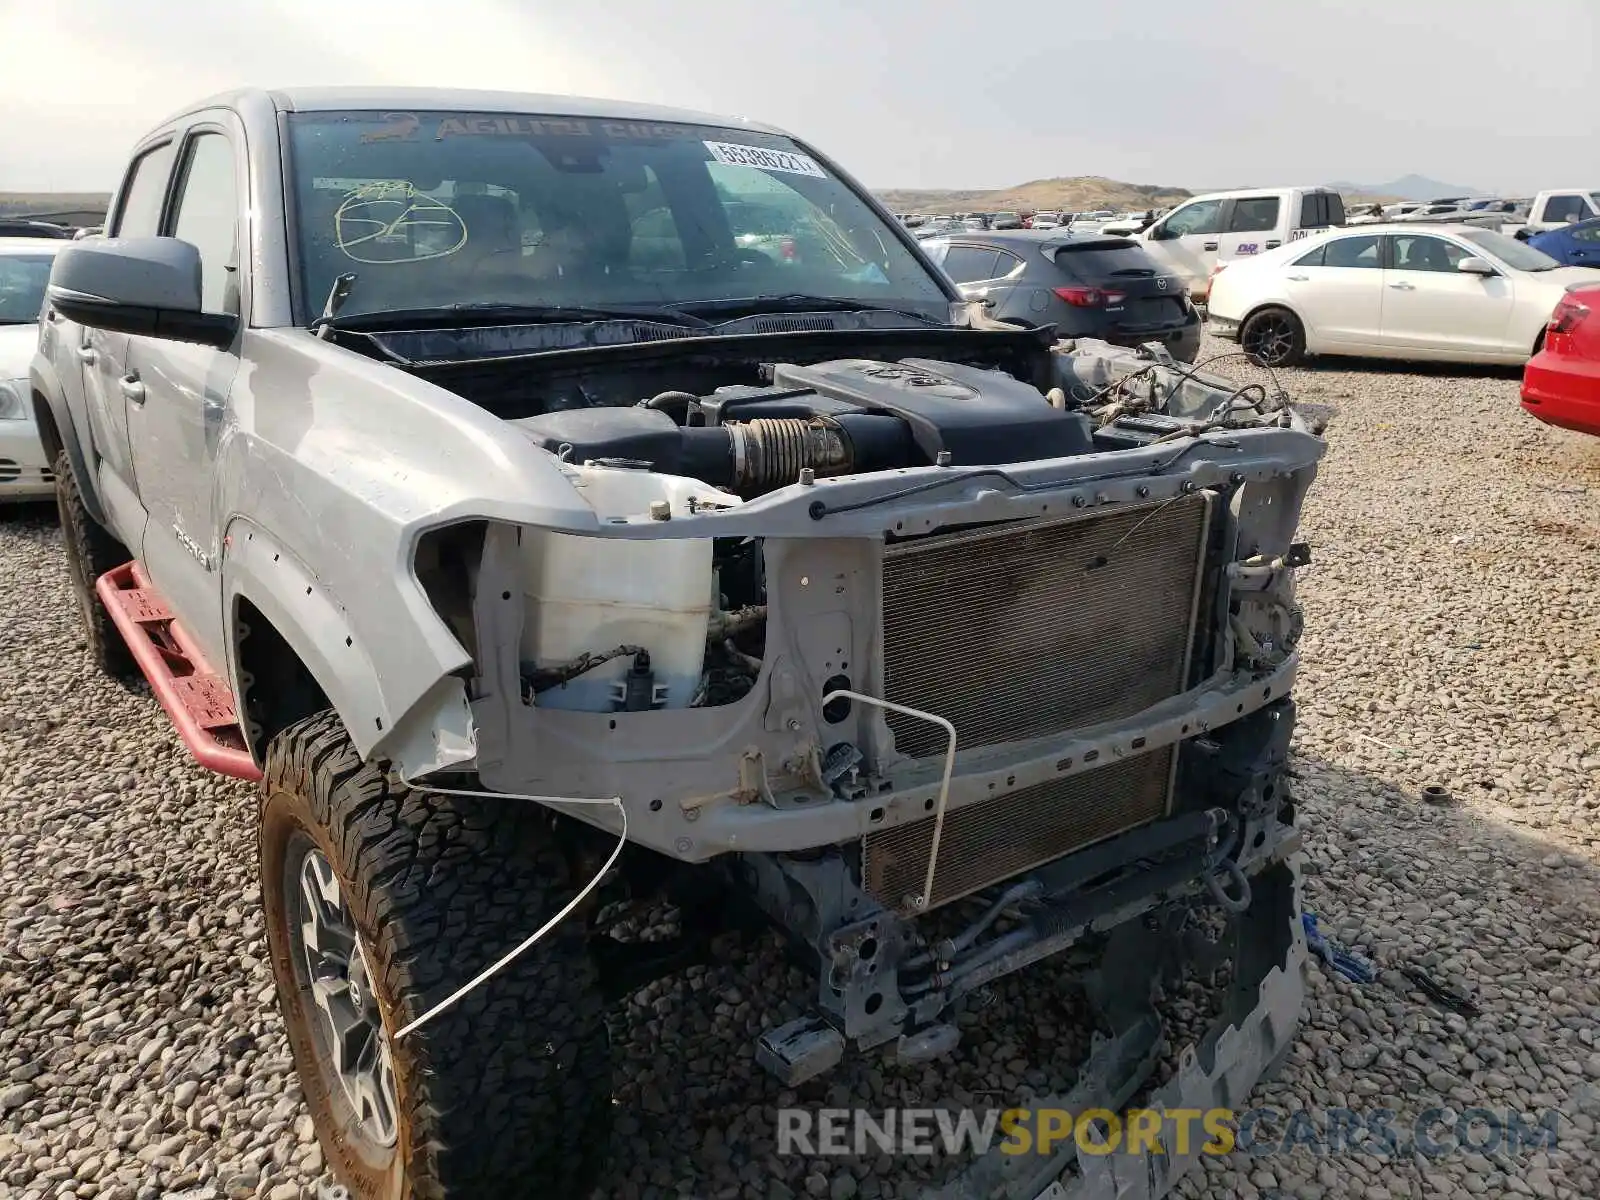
[0, 254, 53, 324]
[1459, 229, 1561, 272]
[284, 110, 950, 324]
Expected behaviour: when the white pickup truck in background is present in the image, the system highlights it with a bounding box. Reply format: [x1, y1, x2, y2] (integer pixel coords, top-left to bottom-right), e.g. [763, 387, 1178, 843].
[1513, 188, 1600, 238]
[1131, 185, 1347, 299]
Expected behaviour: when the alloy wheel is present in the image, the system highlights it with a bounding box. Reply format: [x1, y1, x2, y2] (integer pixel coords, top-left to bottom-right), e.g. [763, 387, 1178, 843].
[289, 842, 399, 1150]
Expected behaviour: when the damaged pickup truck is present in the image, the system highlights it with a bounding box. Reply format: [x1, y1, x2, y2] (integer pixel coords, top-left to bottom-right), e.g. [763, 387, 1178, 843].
[30, 88, 1325, 1199]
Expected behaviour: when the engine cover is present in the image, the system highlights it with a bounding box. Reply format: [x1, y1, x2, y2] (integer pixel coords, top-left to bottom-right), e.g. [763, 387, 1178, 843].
[762, 358, 1093, 465]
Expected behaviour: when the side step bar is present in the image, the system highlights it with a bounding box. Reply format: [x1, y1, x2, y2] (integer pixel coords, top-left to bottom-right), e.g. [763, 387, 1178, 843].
[95, 561, 263, 782]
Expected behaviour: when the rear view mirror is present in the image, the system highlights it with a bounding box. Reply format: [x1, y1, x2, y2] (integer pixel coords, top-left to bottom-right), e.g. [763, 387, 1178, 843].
[1456, 256, 1496, 276]
[47, 236, 237, 348]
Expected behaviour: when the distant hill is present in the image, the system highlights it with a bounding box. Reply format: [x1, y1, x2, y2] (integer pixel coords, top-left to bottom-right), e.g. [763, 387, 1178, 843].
[0, 192, 112, 226]
[1327, 175, 1482, 202]
[876, 176, 1191, 216]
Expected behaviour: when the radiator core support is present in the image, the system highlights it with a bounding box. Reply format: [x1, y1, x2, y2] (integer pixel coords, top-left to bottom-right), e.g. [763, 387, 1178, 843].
[869, 493, 1214, 910]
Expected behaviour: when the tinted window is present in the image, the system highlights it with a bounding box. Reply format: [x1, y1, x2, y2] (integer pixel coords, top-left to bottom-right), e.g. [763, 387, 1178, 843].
[1291, 243, 1325, 268]
[1391, 235, 1468, 273]
[1573, 225, 1600, 244]
[1162, 200, 1222, 237]
[286, 110, 949, 323]
[1229, 197, 1280, 233]
[113, 142, 178, 238]
[1323, 236, 1381, 268]
[941, 245, 1003, 282]
[0, 254, 55, 323]
[1545, 196, 1587, 223]
[169, 133, 240, 315]
[1297, 193, 1345, 229]
[1055, 240, 1161, 278]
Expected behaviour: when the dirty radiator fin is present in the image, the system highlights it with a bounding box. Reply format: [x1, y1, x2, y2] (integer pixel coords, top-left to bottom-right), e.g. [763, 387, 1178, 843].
[880, 493, 1212, 760]
[864, 748, 1174, 910]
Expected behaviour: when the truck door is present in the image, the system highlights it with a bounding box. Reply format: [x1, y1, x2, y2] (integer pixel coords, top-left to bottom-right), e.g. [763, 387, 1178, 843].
[1218, 195, 1283, 265]
[124, 120, 244, 665]
[79, 140, 182, 552]
[1140, 197, 1224, 299]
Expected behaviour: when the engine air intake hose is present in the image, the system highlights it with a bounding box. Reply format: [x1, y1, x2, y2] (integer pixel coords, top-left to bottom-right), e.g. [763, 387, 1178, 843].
[726, 417, 852, 491]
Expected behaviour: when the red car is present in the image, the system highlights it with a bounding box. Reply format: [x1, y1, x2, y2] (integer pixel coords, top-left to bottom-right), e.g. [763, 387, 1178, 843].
[1522, 283, 1600, 437]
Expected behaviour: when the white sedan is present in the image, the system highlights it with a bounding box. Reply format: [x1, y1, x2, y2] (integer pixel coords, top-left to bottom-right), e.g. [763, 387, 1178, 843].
[0, 237, 63, 500]
[1206, 223, 1600, 367]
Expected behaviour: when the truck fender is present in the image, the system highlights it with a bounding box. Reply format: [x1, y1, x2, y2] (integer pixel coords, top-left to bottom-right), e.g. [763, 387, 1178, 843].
[28, 357, 108, 527]
[221, 518, 475, 778]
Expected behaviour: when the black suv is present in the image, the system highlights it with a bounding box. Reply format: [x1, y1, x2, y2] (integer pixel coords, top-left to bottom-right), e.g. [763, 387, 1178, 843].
[924, 229, 1201, 361]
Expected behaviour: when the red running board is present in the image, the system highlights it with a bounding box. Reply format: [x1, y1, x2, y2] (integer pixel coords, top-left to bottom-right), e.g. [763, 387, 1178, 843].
[95, 561, 263, 781]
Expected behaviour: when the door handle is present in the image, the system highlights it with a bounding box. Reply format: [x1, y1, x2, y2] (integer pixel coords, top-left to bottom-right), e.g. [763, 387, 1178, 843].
[76, 345, 98, 365]
[1286, 274, 1310, 281]
[1265, 240, 1282, 249]
[1203, 242, 1219, 251]
[1388, 282, 1416, 291]
[119, 374, 146, 405]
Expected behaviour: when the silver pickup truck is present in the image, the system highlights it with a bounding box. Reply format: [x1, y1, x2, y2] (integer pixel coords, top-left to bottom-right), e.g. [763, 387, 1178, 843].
[31, 88, 1324, 1200]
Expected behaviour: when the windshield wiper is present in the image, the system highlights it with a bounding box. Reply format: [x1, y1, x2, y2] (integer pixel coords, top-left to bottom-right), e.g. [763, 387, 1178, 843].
[683, 294, 948, 326]
[315, 298, 713, 333]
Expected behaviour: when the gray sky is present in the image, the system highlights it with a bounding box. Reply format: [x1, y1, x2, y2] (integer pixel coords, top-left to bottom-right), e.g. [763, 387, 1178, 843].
[1, 0, 1593, 195]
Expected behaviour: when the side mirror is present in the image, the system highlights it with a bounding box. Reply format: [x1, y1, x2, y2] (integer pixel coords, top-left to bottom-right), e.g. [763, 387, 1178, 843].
[1146, 223, 1173, 241]
[47, 236, 236, 349]
[1456, 256, 1496, 276]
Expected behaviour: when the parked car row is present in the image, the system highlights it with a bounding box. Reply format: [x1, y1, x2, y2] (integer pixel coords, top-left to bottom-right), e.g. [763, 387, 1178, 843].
[1206, 224, 1593, 367]
[0, 238, 63, 499]
[921, 229, 1201, 360]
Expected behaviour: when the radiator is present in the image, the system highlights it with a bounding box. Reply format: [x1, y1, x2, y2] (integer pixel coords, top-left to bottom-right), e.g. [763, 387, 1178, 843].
[863, 748, 1176, 910]
[866, 493, 1212, 908]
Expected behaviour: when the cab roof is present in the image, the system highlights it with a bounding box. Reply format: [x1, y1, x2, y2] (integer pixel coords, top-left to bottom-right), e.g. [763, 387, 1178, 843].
[1186, 186, 1336, 202]
[157, 87, 788, 138]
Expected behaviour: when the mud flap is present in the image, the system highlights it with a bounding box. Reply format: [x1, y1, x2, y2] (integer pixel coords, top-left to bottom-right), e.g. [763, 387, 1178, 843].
[923, 857, 1306, 1200]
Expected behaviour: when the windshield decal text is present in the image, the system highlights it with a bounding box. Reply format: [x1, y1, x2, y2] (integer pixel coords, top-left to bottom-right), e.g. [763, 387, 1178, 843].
[429, 115, 699, 141]
[703, 141, 826, 178]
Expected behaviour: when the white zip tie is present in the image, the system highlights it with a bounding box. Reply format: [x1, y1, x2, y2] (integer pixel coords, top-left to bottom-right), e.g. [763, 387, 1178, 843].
[390, 778, 627, 1041]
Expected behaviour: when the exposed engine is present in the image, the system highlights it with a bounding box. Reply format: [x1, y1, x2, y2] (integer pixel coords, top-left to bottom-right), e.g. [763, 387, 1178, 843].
[510, 357, 1096, 496]
[506, 343, 1326, 718]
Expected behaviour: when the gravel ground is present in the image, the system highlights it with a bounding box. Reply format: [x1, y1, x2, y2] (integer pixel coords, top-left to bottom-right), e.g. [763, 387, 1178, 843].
[3, 334, 1599, 1200]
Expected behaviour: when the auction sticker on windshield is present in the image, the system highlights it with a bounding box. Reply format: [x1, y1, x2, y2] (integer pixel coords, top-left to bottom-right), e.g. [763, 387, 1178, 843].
[704, 141, 826, 178]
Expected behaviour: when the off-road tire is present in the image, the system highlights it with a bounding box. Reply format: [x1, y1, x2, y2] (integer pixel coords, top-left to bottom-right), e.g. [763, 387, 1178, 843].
[1240, 306, 1306, 368]
[260, 711, 612, 1199]
[53, 448, 135, 678]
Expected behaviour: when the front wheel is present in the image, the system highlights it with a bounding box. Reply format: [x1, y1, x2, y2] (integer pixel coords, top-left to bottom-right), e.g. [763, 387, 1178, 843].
[260, 711, 613, 1198]
[1240, 306, 1306, 368]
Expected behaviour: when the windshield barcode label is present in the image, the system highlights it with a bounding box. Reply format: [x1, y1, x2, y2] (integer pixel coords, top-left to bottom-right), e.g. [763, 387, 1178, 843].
[704, 141, 826, 178]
